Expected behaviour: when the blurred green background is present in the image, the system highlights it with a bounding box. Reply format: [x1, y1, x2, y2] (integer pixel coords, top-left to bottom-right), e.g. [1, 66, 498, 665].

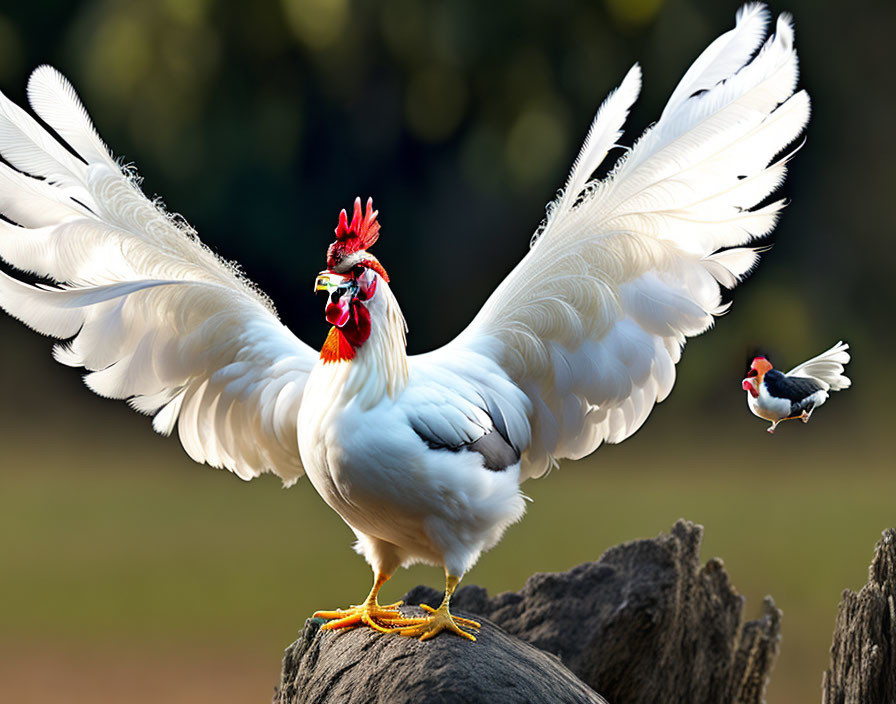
[0, 0, 893, 702]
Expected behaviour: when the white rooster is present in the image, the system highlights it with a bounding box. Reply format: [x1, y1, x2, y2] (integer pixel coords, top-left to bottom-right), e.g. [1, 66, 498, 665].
[0, 5, 808, 641]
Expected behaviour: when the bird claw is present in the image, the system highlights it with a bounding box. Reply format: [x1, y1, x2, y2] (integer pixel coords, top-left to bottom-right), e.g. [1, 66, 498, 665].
[314, 601, 416, 634]
[396, 606, 479, 641]
[418, 603, 481, 629]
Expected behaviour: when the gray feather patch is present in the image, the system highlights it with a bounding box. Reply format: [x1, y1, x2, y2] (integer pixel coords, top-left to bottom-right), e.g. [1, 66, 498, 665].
[411, 412, 520, 473]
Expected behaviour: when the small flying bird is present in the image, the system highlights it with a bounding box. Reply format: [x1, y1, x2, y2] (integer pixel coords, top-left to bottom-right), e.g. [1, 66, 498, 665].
[0, 5, 807, 641]
[742, 342, 851, 434]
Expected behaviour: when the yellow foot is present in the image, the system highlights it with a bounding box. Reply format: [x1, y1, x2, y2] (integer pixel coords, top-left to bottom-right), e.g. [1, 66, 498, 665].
[313, 601, 419, 634]
[397, 605, 480, 642]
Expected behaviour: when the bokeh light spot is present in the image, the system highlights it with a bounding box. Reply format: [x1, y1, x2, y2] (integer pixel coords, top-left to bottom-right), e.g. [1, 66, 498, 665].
[405, 66, 468, 142]
[605, 0, 664, 28]
[85, 13, 153, 97]
[163, 0, 212, 26]
[281, 0, 349, 51]
[505, 103, 568, 187]
[0, 14, 24, 83]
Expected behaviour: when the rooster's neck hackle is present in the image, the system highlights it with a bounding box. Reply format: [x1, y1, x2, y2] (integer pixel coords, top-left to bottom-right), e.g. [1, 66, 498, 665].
[320, 277, 408, 410]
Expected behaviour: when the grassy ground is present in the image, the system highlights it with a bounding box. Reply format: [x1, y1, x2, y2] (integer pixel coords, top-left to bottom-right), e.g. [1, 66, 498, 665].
[0, 402, 890, 703]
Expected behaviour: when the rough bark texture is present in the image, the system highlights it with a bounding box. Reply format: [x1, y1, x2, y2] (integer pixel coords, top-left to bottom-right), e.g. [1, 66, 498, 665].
[822, 529, 896, 704]
[274, 520, 780, 704]
[275, 611, 607, 704]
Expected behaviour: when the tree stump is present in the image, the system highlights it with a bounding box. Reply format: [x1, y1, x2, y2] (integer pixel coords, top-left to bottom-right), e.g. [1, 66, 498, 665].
[274, 520, 780, 703]
[275, 610, 607, 704]
[822, 529, 896, 704]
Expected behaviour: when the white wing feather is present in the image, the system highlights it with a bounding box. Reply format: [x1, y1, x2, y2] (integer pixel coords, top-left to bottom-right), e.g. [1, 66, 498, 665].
[786, 341, 851, 391]
[443, 6, 810, 480]
[0, 66, 316, 484]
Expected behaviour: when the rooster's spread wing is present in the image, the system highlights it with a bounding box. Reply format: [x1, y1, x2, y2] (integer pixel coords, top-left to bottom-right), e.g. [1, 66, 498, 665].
[0, 67, 316, 484]
[427, 7, 809, 480]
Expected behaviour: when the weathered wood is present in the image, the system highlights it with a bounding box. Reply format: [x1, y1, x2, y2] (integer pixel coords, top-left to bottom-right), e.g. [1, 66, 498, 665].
[274, 611, 607, 704]
[822, 529, 896, 704]
[274, 520, 780, 703]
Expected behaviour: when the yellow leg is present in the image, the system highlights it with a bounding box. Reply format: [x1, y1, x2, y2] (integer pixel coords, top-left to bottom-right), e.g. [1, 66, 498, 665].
[769, 413, 807, 434]
[396, 573, 480, 642]
[313, 571, 418, 634]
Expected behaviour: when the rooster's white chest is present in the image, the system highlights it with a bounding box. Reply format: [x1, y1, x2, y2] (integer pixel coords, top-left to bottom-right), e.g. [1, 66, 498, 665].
[297, 361, 349, 512]
[298, 361, 389, 528]
[297, 359, 437, 557]
[297, 355, 527, 576]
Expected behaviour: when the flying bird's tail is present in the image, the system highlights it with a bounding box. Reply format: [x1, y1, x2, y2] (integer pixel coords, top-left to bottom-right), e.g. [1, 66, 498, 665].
[786, 341, 851, 391]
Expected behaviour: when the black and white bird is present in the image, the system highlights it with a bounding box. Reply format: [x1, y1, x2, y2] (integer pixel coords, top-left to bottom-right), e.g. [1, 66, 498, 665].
[742, 342, 851, 434]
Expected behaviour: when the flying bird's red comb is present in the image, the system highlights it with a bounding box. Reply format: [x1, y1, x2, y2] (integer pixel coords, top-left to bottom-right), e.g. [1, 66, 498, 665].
[327, 197, 388, 281]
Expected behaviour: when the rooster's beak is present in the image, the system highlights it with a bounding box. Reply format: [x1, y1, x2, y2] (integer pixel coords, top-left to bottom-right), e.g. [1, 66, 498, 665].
[315, 271, 347, 293]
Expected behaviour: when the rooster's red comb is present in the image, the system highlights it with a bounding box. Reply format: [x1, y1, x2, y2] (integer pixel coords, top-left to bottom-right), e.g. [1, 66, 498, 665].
[327, 197, 381, 269]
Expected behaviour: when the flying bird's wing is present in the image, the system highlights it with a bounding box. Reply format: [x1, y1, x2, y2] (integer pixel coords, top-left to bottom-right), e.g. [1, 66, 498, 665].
[424, 6, 809, 480]
[0, 66, 316, 485]
[785, 341, 851, 391]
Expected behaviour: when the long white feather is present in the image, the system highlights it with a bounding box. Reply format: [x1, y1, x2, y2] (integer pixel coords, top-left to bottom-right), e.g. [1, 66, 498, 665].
[660, 3, 769, 120]
[550, 64, 642, 223]
[27, 65, 119, 171]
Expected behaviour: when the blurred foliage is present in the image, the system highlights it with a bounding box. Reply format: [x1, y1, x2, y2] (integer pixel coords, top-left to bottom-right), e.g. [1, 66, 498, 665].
[0, 0, 890, 412]
[0, 0, 894, 703]
[0, 0, 889, 372]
